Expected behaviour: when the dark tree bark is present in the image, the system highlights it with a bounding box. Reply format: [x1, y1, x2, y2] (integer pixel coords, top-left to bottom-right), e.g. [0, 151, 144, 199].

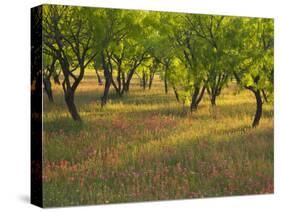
[190, 86, 200, 112]
[42, 52, 57, 103]
[207, 73, 227, 106]
[234, 72, 263, 127]
[101, 51, 112, 107]
[43, 78, 53, 102]
[160, 59, 171, 94]
[148, 71, 155, 90]
[64, 88, 81, 121]
[122, 52, 148, 93]
[173, 86, 180, 102]
[190, 85, 206, 112]
[122, 67, 138, 93]
[53, 70, 61, 85]
[210, 94, 216, 106]
[142, 71, 147, 90]
[123, 70, 135, 92]
[252, 89, 262, 128]
[164, 69, 168, 94]
[262, 89, 268, 103]
[95, 69, 103, 85]
[43, 7, 96, 121]
[196, 85, 206, 106]
[117, 66, 121, 91]
[147, 58, 158, 90]
[101, 76, 111, 107]
[123, 82, 129, 92]
[121, 72, 126, 93]
[110, 51, 132, 97]
[111, 54, 123, 95]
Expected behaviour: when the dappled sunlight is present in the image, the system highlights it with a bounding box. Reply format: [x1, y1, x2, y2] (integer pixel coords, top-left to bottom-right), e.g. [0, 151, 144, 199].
[43, 73, 273, 206]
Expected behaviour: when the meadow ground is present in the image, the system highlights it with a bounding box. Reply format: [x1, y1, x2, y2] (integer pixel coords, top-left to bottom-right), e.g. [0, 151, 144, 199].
[42, 71, 273, 207]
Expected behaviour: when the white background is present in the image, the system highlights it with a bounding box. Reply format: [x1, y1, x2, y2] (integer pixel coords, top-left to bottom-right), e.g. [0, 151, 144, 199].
[0, 0, 280, 211]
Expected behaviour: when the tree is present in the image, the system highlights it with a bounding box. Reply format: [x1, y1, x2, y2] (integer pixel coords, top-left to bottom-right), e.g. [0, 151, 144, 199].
[138, 57, 160, 90]
[43, 5, 96, 121]
[42, 52, 57, 102]
[232, 18, 273, 127]
[167, 14, 208, 112]
[92, 9, 150, 105]
[90, 9, 143, 105]
[184, 15, 242, 107]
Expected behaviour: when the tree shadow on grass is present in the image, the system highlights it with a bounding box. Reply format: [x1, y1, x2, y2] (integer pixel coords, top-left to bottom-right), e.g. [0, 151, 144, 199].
[184, 103, 251, 122]
[67, 88, 176, 108]
[44, 101, 273, 135]
[120, 124, 273, 171]
[44, 116, 87, 134]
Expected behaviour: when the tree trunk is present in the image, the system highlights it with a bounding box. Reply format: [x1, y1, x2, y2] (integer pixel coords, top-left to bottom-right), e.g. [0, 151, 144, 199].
[262, 89, 268, 103]
[95, 69, 103, 85]
[142, 72, 147, 90]
[101, 72, 111, 107]
[53, 72, 61, 85]
[116, 64, 122, 92]
[149, 72, 154, 90]
[43, 78, 53, 103]
[173, 86, 180, 102]
[124, 72, 134, 92]
[210, 94, 216, 106]
[252, 89, 262, 127]
[123, 82, 129, 92]
[196, 85, 206, 106]
[64, 90, 81, 121]
[121, 71, 126, 94]
[164, 69, 168, 94]
[190, 86, 200, 112]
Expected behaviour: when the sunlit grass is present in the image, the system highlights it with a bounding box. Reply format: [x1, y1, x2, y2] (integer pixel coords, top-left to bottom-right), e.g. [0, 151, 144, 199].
[42, 72, 273, 207]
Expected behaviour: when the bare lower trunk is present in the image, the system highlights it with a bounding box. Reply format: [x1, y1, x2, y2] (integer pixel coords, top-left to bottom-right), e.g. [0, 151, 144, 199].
[252, 89, 262, 127]
[210, 94, 216, 106]
[124, 75, 133, 92]
[101, 51, 112, 106]
[262, 89, 268, 103]
[142, 72, 147, 90]
[121, 72, 125, 93]
[164, 70, 168, 94]
[45, 88, 53, 103]
[101, 75, 111, 107]
[173, 86, 180, 102]
[149, 72, 154, 90]
[196, 85, 206, 106]
[53, 73, 60, 85]
[65, 90, 81, 121]
[43, 78, 53, 103]
[190, 86, 200, 112]
[95, 69, 103, 85]
[123, 82, 129, 92]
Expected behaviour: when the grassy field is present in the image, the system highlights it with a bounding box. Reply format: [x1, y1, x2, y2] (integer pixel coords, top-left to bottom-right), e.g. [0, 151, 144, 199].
[42, 71, 273, 207]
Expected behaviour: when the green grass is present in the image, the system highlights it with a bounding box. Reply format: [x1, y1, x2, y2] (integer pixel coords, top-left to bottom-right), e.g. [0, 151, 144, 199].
[42, 72, 273, 207]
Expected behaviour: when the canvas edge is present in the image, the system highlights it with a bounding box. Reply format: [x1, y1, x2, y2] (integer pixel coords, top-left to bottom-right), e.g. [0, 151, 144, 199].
[31, 5, 43, 208]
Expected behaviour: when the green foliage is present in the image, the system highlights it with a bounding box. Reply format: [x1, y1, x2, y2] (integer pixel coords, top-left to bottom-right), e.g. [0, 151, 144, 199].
[42, 4, 274, 120]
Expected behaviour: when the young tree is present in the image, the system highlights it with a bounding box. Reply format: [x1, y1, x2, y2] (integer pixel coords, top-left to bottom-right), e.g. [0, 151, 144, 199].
[138, 57, 160, 90]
